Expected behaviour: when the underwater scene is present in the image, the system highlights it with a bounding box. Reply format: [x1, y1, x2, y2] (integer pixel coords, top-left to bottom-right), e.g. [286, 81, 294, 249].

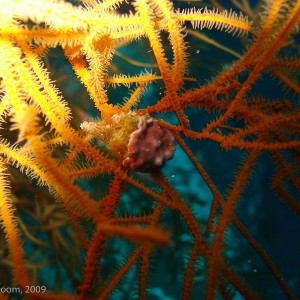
[0, 0, 299, 299]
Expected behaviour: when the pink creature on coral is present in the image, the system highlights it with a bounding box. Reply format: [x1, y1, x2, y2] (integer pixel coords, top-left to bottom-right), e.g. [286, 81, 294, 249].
[123, 117, 176, 173]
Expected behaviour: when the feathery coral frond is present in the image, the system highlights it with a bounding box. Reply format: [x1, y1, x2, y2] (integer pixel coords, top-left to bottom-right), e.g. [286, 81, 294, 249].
[177, 7, 252, 36]
[0, 0, 299, 299]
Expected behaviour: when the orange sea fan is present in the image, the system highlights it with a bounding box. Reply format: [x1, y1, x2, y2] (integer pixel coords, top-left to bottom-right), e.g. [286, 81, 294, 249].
[0, 0, 299, 299]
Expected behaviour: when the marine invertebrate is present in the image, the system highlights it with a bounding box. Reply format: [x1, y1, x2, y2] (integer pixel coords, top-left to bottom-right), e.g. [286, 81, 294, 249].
[80, 111, 141, 159]
[122, 116, 176, 172]
[81, 114, 176, 172]
[0, 0, 299, 300]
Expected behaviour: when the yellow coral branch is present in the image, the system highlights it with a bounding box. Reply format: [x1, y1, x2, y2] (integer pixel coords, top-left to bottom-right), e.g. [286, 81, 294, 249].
[0, 161, 30, 288]
[177, 7, 252, 36]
